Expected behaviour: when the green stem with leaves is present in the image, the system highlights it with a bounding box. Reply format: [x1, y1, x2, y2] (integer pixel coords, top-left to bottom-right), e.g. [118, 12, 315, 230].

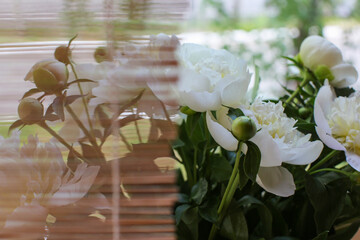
[208, 143, 242, 240]
[283, 70, 311, 108]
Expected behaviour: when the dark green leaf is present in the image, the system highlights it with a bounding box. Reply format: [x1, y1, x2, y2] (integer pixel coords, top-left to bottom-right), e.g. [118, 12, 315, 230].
[180, 206, 199, 240]
[312, 231, 329, 240]
[243, 141, 261, 182]
[21, 88, 41, 99]
[238, 195, 272, 239]
[207, 155, 232, 183]
[220, 203, 248, 240]
[175, 204, 191, 225]
[8, 119, 24, 135]
[305, 174, 350, 233]
[199, 196, 219, 223]
[328, 220, 360, 240]
[172, 138, 185, 149]
[52, 96, 65, 121]
[334, 87, 355, 97]
[238, 154, 249, 190]
[67, 78, 95, 87]
[190, 178, 208, 205]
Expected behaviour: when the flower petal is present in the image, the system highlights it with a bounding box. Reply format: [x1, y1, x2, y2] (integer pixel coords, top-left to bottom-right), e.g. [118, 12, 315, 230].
[314, 85, 335, 134]
[180, 90, 221, 112]
[206, 111, 238, 151]
[345, 151, 360, 172]
[250, 129, 282, 167]
[256, 166, 295, 197]
[219, 79, 250, 108]
[316, 126, 346, 151]
[330, 63, 358, 88]
[282, 139, 324, 165]
[300, 36, 343, 69]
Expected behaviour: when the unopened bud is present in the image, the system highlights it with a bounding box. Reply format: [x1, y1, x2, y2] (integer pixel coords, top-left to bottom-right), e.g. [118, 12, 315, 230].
[94, 46, 111, 63]
[54, 45, 71, 65]
[18, 98, 44, 124]
[33, 62, 68, 93]
[298, 107, 312, 118]
[180, 106, 197, 115]
[314, 65, 334, 83]
[231, 116, 257, 141]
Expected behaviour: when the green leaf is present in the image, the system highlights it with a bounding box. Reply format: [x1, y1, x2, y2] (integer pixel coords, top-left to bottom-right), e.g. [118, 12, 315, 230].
[199, 196, 219, 223]
[185, 112, 204, 145]
[175, 204, 191, 225]
[207, 155, 232, 183]
[179, 206, 199, 240]
[172, 138, 185, 149]
[238, 195, 272, 239]
[8, 119, 24, 135]
[52, 96, 65, 121]
[312, 231, 329, 240]
[238, 154, 249, 190]
[190, 178, 208, 205]
[21, 88, 41, 99]
[220, 203, 248, 240]
[334, 87, 355, 97]
[243, 141, 261, 182]
[66, 78, 95, 87]
[305, 174, 350, 234]
[328, 220, 360, 240]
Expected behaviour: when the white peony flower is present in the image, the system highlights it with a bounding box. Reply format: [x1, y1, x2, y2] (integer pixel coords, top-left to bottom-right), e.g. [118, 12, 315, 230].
[0, 134, 99, 233]
[299, 35, 358, 88]
[176, 43, 251, 112]
[314, 84, 360, 171]
[206, 99, 323, 197]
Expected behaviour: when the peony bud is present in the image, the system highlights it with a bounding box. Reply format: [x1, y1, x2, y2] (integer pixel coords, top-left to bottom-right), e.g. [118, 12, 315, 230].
[231, 116, 257, 141]
[32, 61, 68, 93]
[18, 98, 44, 124]
[94, 46, 111, 63]
[54, 45, 71, 65]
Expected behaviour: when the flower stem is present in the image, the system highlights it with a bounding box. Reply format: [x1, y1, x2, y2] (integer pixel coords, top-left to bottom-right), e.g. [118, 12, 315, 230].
[308, 150, 339, 172]
[69, 61, 95, 139]
[283, 72, 311, 108]
[208, 143, 242, 240]
[309, 168, 352, 177]
[65, 104, 100, 152]
[38, 121, 84, 161]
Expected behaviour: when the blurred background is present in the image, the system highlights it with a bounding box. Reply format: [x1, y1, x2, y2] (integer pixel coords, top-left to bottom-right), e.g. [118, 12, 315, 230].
[1, 0, 360, 121]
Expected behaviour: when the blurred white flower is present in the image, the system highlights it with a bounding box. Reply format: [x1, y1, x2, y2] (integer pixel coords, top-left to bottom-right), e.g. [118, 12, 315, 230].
[176, 43, 251, 112]
[299, 35, 358, 88]
[0, 134, 99, 234]
[314, 84, 360, 171]
[206, 99, 323, 197]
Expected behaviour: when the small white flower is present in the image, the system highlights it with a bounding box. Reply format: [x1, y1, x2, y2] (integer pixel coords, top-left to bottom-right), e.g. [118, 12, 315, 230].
[206, 99, 323, 197]
[176, 43, 251, 112]
[314, 84, 360, 171]
[299, 35, 358, 88]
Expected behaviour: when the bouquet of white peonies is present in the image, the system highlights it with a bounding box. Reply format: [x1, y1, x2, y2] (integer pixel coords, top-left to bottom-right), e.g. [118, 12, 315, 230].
[3, 33, 360, 240]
